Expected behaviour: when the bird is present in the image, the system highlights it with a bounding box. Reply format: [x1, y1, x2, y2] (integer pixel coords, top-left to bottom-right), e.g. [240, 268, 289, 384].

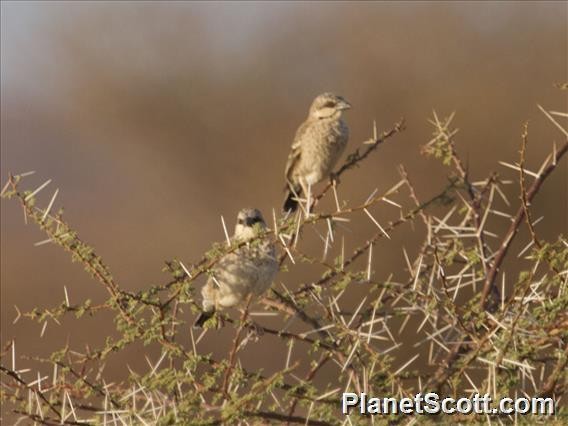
[283, 92, 351, 213]
[194, 208, 278, 327]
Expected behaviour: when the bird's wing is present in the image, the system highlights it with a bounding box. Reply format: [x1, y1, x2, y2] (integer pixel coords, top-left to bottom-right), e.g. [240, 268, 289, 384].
[284, 119, 311, 183]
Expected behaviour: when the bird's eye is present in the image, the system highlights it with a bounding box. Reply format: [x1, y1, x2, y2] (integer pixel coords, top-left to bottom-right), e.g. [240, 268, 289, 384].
[237, 218, 245, 225]
[244, 216, 262, 226]
[323, 101, 336, 108]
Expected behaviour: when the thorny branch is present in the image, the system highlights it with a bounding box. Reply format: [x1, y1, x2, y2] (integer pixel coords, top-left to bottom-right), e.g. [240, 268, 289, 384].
[2, 101, 567, 425]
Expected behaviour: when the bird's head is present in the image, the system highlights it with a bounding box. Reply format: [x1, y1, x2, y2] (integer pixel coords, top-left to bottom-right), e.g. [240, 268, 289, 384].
[234, 208, 267, 241]
[309, 93, 351, 120]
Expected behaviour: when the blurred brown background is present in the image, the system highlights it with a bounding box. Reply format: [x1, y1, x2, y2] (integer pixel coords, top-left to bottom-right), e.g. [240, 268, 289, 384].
[1, 0, 567, 400]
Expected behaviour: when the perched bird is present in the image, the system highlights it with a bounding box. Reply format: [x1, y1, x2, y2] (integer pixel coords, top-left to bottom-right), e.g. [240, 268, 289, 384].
[194, 208, 278, 327]
[283, 92, 351, 212]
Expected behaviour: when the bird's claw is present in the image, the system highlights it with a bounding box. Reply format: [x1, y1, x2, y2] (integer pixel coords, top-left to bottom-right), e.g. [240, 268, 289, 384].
[217, 315, 226, 329]
[246, 321, 264, 341]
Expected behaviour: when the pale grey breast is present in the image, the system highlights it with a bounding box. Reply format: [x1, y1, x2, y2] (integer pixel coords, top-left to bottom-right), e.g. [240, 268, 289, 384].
[211, 240, 277, 307]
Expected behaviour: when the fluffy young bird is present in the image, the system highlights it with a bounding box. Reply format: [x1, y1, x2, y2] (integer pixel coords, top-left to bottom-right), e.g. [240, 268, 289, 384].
[283, 92, 351, 212]
[194, 208, 278, 327]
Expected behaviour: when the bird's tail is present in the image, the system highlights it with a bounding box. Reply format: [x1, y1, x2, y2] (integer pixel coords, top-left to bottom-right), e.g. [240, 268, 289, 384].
[193, 310, 215, 328]
[283, 184, 302, 213]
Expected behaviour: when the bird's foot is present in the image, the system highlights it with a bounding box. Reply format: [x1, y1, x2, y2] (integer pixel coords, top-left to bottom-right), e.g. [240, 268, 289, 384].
[246, 321, 264, 341]
[217, 314, 227, 329]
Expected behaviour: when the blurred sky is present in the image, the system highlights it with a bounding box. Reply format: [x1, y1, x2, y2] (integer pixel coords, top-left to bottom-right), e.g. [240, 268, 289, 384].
[1, 0, 567, 391]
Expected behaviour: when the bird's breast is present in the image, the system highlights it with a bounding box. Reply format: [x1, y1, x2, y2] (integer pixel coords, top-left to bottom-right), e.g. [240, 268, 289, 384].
[302, 120, 347, 173]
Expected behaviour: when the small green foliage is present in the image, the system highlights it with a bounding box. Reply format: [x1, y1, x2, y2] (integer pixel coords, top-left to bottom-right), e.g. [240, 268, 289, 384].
[75, 299, 92, 318]
[422, 117, 456, 166]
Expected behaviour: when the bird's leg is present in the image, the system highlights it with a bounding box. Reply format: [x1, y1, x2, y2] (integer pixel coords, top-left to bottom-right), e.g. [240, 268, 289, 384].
[217, 312, 226, 329]
[245, 321, 264, 341]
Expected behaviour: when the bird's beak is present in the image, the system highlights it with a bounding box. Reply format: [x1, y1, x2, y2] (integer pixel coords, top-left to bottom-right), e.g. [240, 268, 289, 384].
[338, 100, 352, 110]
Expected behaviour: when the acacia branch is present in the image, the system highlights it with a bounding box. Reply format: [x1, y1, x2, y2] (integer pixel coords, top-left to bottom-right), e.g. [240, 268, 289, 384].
[479, 139, 568, 309]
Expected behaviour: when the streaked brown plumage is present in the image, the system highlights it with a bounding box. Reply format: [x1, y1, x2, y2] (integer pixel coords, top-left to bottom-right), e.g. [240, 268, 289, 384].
[283, 93, 351, 212]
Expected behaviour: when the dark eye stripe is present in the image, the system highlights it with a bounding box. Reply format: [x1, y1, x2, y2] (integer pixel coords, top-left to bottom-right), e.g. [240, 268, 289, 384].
[323, 101, 336, 108]
[244, 216, 263, 226]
